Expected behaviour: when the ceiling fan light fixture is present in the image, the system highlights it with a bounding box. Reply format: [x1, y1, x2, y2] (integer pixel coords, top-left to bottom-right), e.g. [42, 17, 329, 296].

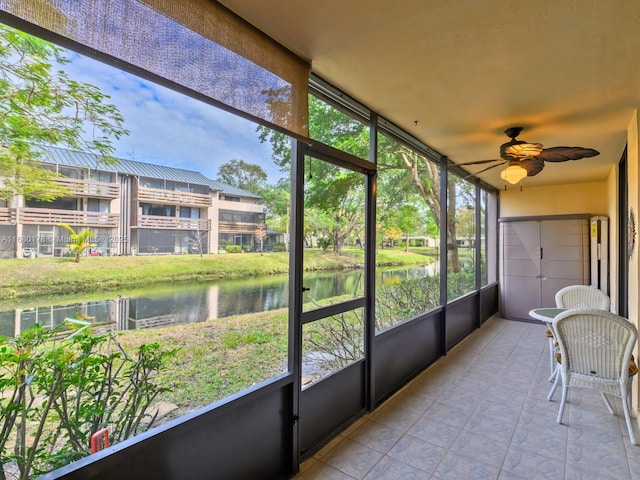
[500, 164, 528, 184]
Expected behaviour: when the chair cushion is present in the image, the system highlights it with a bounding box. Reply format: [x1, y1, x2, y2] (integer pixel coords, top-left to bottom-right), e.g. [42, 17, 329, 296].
[554, 348, 638, 376]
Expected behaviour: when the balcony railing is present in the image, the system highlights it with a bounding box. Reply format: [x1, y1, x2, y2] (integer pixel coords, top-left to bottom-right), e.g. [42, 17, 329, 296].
[137, 215, 211, 230]
[19, 208, 119, 227]
[0, 208, 16, 223]
[138, 187, 211, 207]
[55, 177, 120, 198]
[218, 221, 262, 233]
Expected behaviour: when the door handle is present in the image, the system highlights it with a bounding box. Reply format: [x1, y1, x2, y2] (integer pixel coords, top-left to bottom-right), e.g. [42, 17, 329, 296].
[302, 287, 310, 292]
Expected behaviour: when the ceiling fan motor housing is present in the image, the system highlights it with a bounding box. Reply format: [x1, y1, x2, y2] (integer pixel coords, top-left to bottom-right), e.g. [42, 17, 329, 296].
[500, 127, 544, 159]
[501, 140, 544, 159]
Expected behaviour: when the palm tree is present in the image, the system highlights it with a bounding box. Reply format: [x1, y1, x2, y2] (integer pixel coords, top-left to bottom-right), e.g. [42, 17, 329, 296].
[59, 223, 97, 263]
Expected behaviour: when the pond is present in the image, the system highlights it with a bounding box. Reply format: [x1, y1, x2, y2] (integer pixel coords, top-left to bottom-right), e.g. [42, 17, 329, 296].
[0, 264, 437, 337]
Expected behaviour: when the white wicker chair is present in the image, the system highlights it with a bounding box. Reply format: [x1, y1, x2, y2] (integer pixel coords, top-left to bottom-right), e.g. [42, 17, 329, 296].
[548, 308, 638, 446]
[545, 286, 611, 381]
[554, 285, 611, 311]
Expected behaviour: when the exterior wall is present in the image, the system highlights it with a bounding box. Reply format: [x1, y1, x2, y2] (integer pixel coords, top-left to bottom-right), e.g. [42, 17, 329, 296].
[500, 181, 608, 218]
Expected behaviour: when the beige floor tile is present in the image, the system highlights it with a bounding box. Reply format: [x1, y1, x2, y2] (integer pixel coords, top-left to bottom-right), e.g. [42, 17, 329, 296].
[294, 317, 640, 480]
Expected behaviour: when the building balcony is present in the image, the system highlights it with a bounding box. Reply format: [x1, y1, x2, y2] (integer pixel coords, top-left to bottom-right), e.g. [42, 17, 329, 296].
[19, 207, 119, 227]
[218, 220, 262, 233]
[138, 186, 211, 207]
[0, 207, 16, 223]
[55, 177, 120, 198]
[137, 215, 211, 230]
[217, 198, 263, 212]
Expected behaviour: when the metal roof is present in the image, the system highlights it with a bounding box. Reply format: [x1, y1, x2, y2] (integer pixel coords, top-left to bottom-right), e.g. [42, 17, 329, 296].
[36, 146, 262, 199]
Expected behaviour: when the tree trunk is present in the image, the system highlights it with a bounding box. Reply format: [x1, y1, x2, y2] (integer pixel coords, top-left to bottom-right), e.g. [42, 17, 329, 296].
[447, 180, 461, 272]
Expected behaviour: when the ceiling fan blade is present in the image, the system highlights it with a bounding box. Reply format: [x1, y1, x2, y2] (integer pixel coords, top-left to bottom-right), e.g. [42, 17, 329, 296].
[456, 158, 503, 166]
[467, 160, 507, 176]
[536, 146, 600, 162]
[519, 158, 545, 176]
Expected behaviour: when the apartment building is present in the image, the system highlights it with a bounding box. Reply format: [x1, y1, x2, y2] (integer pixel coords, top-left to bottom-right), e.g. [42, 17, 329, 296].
[0, 146, 275, 258]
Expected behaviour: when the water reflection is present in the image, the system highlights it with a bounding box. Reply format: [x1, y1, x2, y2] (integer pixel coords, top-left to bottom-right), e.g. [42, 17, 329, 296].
[0, 264, 435, 336]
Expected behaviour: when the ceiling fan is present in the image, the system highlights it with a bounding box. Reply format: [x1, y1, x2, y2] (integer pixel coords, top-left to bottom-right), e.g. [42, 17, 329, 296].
[458, 127, 600, 184]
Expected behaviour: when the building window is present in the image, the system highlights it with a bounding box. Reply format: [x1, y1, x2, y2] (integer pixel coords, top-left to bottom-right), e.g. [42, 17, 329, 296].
[87, 198, 110, 213]
[180, 207, 200, 219]
[26, 197, 78, 210]
[58, 166, 81, 179]
[89, 171, 115, 183]
[140, 177, 163, 189]
[218, 210, 264, 224]
[140, 203, 175, 217]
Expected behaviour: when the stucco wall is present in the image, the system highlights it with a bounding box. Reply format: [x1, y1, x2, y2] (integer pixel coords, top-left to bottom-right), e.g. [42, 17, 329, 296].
[500, 181, 608, 218]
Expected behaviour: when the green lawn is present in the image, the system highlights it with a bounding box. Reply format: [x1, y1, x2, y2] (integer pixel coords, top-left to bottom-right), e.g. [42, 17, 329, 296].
[116, 307, 290, 418]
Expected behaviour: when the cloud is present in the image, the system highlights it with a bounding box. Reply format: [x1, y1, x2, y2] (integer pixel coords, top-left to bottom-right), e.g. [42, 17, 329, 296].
[61, 52, 284, 182]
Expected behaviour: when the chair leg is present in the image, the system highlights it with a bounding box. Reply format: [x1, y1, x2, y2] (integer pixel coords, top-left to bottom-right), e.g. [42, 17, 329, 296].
[622, 392, 638, 445]
[556, 376, 568, 424]
[600, 392, 615, 415]
[547, 366, 560, 401]
[622, 380, 638, 446]
[548, 337, 556, 380]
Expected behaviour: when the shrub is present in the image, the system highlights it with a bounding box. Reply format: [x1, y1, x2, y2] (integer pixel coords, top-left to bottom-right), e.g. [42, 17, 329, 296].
[225, 245, 242, 253]
[0, 324, 177, 479]
[317, 237, 332, 251]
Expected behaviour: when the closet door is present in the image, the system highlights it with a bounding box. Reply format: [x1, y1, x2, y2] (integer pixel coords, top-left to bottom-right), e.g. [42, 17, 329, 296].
[540, 219, 589, 306]
[501, 221, 542, 319]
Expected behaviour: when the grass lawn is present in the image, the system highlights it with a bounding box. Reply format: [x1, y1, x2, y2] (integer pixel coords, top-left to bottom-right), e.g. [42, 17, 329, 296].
[115, 307, 290, 419]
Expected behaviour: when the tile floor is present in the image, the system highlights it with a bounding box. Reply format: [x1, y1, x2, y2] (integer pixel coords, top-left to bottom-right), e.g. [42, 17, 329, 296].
[295, 315, 640, 479]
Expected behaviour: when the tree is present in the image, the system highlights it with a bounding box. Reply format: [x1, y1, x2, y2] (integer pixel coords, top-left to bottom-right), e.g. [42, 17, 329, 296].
[377, 135, 470, 272]
[255, 224, 267, 255]
[259, 97, 368, 255]
[384, 226, 402, 247]
[216, 159, 268, 194]
[304, 162, 365, 254]
[396, 205, 419, 252]
[59, 223, 96, 263]
[189, 228, 208, 257]
[0, 25, 128, 202]
[455, 203, 475, 261]
[259, 179, 290, 236]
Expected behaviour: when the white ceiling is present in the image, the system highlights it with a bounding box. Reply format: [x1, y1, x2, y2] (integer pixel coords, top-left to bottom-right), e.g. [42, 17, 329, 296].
[220, 0, 640, 188]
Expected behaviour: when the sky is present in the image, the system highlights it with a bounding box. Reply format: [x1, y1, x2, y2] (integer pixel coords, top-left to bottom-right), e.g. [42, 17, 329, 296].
[62, 51, 282, 183]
